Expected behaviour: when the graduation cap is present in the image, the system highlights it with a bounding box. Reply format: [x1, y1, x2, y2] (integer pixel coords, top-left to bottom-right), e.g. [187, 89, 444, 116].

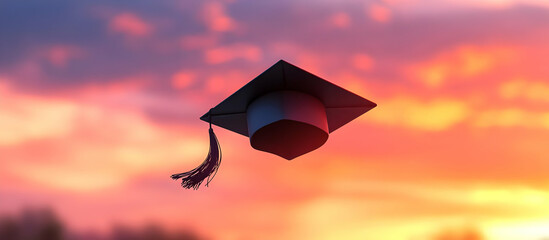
[171, 60, 376, 189]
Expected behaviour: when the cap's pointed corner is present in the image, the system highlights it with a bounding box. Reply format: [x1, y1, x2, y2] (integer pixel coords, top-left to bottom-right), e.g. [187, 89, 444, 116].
[276, 59, 295, 67]
[274, 59, 285, 67]
[199, 111, 210, 122]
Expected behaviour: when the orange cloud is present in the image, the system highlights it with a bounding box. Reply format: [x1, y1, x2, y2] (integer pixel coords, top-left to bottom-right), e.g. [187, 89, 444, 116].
[0, 83, 77, 145]
[431, 227, 484, 240]
[499, 79, 549, 102]
[364, 97, 470, 131]
[0, 81, 212, 191]
[368, 3, 392, 23]
[335, 73, 373, 98]
[204, 43, 262, 64]
[329, 12, 351, 28]
[202, 2, 237, 32]
[468, 187, 549, 206]
[412, 46, 514, 88]
[363, 93, 549, 131]
[473, 108, 549, 129]
[109, 12, 152, 37]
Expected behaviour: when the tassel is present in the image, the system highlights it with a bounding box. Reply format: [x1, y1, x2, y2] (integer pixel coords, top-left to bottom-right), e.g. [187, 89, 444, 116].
[171, 114, 222, 189]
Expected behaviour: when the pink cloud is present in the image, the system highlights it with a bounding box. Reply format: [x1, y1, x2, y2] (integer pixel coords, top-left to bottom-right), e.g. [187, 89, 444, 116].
[204, 43, 262, 64]
[473, 108, 549, 129]
[351, 53, 374, 71]
[171, 70, 196, 90]
[368, 3, 392, 23]
[204, 70, 249, 94]
[267, 43, 341, 77]
[44, 45, 84, 67]
[180, 34, 218, 50]
[202, 2, 237, 32]
[109, 12, 152, 37]
[329, 12, 351, 28]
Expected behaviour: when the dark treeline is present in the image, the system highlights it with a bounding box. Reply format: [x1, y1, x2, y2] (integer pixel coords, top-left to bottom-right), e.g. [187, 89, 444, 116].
[0, 208, 204, 240]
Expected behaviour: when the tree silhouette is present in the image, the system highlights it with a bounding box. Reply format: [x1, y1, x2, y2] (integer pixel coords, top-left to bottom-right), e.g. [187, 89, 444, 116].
[0, 208, 204, 240]
[0, 208, 63, 240]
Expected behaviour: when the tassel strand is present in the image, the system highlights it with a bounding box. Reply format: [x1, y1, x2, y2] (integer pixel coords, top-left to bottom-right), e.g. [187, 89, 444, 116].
[171, 126, 222, 190]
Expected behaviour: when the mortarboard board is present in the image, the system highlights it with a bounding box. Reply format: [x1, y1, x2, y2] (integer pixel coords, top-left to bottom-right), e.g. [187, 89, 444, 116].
[172, 60, 376, 189]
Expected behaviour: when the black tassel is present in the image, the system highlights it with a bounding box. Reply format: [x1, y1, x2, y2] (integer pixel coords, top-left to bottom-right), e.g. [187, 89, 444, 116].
[171, 125, 222, 190]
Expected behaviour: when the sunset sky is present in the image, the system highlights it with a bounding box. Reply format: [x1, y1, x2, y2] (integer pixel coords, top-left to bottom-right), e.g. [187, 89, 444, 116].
[1, 0, 549, 239]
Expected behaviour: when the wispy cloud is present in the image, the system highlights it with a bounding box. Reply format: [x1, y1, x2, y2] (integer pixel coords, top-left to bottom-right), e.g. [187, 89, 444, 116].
[201, 2, 237, 32]
[204, 43, 262, 64]
[109, 12, 152, 37]
[368, 3, 392, 23]
[410, 45, 515, 88]
[328, 12, 352, 28]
